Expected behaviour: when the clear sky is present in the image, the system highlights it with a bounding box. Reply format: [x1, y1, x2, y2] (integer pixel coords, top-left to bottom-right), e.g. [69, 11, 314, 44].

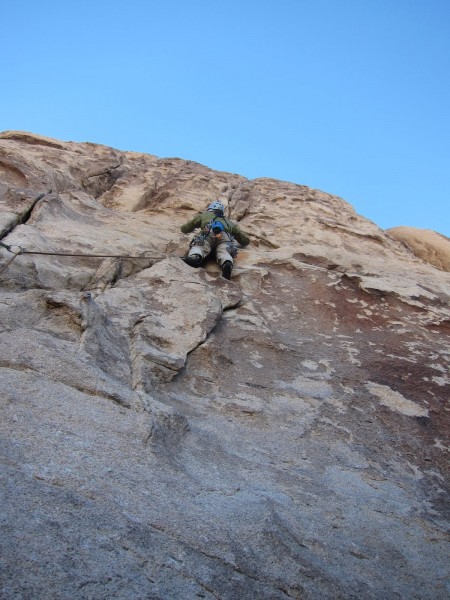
[2, 0, 449, 236]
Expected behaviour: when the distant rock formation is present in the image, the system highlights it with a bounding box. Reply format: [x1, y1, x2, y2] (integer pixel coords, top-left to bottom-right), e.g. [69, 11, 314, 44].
[1, 131, 449, 600]
[388, 226, 450, 272]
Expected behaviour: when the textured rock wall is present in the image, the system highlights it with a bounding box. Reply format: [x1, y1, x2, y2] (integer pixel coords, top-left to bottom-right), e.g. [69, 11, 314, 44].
[388, 226, 450, 272]
[1, 131, 449, 599]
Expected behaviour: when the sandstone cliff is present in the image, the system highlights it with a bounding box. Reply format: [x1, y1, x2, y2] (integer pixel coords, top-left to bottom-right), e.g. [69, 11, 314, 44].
[1, 131, 449, 599]
[387, 226, 450, 273]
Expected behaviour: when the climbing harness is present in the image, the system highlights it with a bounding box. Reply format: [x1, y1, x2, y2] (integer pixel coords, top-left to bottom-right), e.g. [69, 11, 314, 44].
[188, 220, 216, 248]
[188, 219, 238, 257]
[212, 220, 239, 257]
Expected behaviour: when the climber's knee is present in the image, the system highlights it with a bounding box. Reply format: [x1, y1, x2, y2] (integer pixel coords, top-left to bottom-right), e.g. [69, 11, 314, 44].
[182, 254, 203, 268]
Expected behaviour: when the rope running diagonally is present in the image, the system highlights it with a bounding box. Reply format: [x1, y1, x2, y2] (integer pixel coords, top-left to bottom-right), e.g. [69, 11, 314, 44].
[0, 245, 23, 276]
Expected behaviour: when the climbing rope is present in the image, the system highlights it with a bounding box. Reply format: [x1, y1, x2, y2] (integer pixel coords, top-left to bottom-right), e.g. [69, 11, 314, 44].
[0, 244, 23, 276]
[0, 241, 167, 276]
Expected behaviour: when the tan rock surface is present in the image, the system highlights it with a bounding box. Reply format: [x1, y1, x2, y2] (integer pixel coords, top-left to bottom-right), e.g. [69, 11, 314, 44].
[388, 225, 450, 272]
[1, 131, 449, 599]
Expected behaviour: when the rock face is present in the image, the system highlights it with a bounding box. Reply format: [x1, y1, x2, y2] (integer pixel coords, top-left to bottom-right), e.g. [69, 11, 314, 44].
[387, 226, 450, 273]
[1, 131, 449, 600]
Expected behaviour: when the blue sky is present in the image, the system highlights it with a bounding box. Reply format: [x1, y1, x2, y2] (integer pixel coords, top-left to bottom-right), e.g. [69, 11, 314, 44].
[2, 0, 449, 236]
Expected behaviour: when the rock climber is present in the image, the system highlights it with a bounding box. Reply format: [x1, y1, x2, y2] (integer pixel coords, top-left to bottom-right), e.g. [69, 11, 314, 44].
[181, 201, 250, 280]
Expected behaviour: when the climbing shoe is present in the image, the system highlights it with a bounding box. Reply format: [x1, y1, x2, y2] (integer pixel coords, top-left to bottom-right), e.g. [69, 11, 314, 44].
[221, 261, 233, 280]
[182, 254, 202, 268]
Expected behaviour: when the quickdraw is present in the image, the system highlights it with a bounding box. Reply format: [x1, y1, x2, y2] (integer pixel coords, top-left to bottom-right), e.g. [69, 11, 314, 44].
[189, 233, 207, 247]
[227, 242, 239, 258]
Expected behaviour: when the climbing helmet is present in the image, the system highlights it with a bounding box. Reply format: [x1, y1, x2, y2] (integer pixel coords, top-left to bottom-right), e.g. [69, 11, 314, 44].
[207, 201, 225, 215]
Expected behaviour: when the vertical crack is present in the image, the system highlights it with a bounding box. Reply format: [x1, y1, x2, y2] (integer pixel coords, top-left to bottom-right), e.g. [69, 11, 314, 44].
[227, 181, 254, 221]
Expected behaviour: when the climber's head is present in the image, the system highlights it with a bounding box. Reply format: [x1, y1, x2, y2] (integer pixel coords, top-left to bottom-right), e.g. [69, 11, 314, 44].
[207, 201, 225, 216]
